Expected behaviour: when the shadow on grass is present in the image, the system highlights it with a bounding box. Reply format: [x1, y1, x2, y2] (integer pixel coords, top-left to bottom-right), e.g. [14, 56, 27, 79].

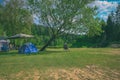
[38, 50, 66, 55]
[0, 50, 66, 56]
[0, 51, 18, 56]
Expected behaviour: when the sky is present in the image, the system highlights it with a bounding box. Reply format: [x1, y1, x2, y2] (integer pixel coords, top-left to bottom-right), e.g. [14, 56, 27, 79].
[0, 0, 119, 22]
[90, 0, 120, 21]
[0, 0, 3, 3]
[33, 0, 120, 23]
[34, 0, 120, 24]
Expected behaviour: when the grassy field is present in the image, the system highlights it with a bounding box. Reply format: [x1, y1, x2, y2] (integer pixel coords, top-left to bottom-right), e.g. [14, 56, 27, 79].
[0, 48, 120, 80]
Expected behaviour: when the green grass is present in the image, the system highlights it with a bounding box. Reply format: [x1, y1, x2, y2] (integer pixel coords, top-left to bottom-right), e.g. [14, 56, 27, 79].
[0, 48, 120, 76]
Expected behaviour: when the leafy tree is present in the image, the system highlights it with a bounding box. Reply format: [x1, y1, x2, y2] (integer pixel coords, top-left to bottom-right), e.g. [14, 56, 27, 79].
[31, 24, 51, 46]
[0, 0, 33, 36]
[0, 4, 4, 36]
[29, 0, 102, 51]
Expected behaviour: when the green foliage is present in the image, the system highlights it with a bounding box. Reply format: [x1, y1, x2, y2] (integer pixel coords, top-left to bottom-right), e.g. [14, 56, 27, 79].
[71, 35, 101, 47]
[28, 0, 102, 50]
[29, 0, 101, 36]
[0, 24, 4, 36]
[0, 0, 33, 36]
[102, 5, 120, 43]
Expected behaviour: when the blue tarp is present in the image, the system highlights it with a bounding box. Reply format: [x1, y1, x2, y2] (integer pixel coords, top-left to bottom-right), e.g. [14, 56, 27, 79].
[18, 43, 38, 54]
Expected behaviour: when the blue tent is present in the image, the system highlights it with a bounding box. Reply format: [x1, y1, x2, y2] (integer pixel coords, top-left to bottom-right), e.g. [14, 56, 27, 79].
[18, 43, 38, 54]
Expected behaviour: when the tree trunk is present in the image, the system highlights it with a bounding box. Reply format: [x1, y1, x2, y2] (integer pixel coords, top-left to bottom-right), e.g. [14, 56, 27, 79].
[40, 36, 55, 51]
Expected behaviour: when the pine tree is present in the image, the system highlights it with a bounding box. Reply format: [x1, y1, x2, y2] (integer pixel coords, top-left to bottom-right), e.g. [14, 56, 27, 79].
[113, 4, 120, 41]
[105, 4, 120, 42]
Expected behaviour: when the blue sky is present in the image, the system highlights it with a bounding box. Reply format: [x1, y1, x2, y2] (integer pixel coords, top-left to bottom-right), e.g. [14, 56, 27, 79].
[90, 0, 119, 21]
[0, 0, 2, 3]
[100, 0, 120, 3]
[31, 0, 120, 23]
[0, 0, 119, 22]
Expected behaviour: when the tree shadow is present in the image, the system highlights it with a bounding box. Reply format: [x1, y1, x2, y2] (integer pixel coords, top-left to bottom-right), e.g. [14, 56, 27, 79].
[38, 50, 68, 55]
[0, 49, 68, 56]
[0, 51, 18, 56]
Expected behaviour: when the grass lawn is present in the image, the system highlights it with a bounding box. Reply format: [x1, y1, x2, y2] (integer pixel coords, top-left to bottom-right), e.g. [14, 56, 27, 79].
[0, 48, 120, 80]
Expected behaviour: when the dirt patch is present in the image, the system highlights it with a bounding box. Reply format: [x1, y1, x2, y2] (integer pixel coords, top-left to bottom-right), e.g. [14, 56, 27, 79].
[33, 70, 40, 80]
[1, 65, 120, 80]
[47, 65, 120, 80]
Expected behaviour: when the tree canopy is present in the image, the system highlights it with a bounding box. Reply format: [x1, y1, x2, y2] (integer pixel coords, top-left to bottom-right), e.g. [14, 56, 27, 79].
[0, 0, 33, 36]
[28, 0, 102, 51]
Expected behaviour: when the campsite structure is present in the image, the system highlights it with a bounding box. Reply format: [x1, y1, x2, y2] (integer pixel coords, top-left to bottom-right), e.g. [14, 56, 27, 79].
[0, 37, 10, 51]
[18, 42, 38, 54]
[8, 33, 34, 39]
[8, 33, 38, 53]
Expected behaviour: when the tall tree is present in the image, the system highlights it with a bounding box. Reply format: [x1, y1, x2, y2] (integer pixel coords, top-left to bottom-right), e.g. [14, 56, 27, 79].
[0, 4, 4, 36]
[113, 4, 120, 41]
[106, 14, 114, 41]
[29, 0, 102, 51]
[104, 4, 120, 42]
[0, 0, 33, 36]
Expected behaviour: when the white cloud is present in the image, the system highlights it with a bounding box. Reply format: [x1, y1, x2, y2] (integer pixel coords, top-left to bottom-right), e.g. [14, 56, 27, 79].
[89, 1, 118, 21]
